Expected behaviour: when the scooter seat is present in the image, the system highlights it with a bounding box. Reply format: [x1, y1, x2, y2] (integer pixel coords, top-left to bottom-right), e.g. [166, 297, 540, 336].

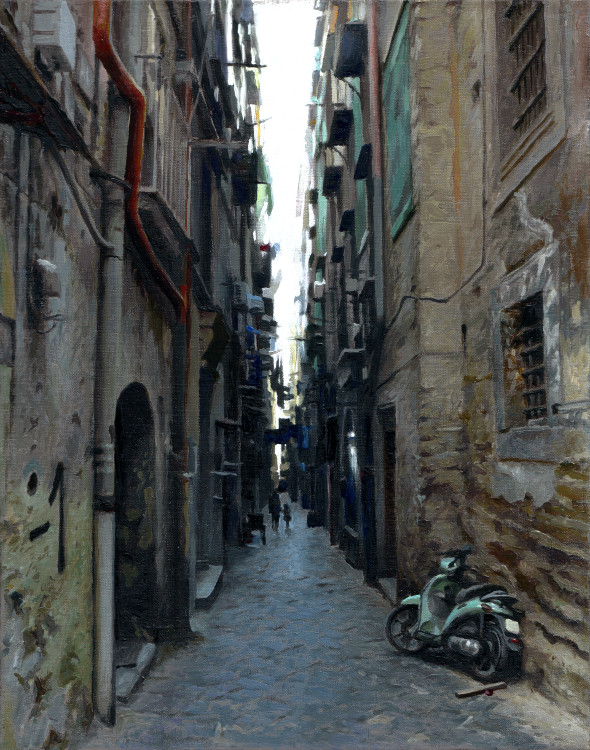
[455, 583, 507, 604]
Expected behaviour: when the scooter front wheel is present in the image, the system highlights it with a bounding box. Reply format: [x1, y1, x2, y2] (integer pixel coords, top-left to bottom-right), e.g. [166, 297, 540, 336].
[385, 605, 425, 654]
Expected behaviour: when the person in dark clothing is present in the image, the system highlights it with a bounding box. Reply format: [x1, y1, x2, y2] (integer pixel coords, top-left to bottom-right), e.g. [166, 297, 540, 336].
[277, 479, 292, 529]
[269, 489, 281, 531]
[282, 502, 292, 529]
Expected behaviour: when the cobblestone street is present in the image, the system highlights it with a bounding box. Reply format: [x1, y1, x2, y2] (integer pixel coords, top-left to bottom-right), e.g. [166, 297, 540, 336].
[75, 506, 587, 750]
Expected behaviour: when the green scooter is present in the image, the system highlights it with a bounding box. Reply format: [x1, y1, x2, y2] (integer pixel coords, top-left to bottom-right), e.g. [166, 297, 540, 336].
[385, 545, 523, 681]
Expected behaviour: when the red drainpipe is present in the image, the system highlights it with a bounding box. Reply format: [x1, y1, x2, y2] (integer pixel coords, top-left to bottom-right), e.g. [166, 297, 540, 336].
[93, 0, 187, 319]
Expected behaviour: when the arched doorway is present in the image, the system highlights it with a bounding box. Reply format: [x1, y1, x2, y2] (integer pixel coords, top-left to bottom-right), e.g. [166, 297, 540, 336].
[114, 383, 157, 641]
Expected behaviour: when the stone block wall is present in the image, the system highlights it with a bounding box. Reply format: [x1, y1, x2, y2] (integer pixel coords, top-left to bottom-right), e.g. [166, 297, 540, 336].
[377, 0, 589, 717]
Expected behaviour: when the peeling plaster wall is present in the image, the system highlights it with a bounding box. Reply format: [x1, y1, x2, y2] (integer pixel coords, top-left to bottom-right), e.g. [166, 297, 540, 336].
[1, 132, 98, 749]
[458, 135, 590, 716]
[0, 126, 178, 745]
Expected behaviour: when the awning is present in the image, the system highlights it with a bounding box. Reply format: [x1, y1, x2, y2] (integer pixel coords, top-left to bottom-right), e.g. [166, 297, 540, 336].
[327, 108, 353, 147]
[0, 28, 87, 153]
[354, 143, 372, 180]
[334, 23, 367, 79]
[339, 210, 355, 232]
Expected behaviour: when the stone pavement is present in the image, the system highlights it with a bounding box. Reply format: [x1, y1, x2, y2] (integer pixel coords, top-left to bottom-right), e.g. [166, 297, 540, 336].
[75, 506, 587, 750]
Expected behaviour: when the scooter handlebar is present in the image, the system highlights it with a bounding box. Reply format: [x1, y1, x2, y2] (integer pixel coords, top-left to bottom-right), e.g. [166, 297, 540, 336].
[445, 545, 472, 559]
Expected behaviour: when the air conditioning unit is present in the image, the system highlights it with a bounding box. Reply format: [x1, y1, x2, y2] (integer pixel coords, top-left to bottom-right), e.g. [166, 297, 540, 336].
[32, 1, 76, 71]
[232, 282, 250, 312]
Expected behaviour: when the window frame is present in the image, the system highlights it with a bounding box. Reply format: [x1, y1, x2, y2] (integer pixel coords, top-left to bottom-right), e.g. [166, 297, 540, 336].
[491, 241, 563, 460]
[487, 1, 566, 210]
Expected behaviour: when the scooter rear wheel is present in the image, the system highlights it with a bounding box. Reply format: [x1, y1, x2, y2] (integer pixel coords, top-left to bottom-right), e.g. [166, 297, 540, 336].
[471, 621, 508, 681]
[385, 605, 425, 653]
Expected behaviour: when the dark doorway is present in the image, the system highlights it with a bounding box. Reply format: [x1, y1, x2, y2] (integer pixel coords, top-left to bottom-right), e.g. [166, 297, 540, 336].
[383, 427, 397, 577]
[343, 411, 359, 530]
[114, 383, 157, 641]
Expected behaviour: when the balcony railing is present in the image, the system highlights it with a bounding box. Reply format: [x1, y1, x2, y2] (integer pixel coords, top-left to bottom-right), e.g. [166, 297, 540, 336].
[140, 57, 189, 229]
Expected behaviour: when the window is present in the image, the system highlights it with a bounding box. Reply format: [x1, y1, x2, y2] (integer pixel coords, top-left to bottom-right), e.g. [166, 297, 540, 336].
[496, 2, 547, 152]
[500, 291, 546, 427]
[492, 236, 569, 460]
[489, 2, 566, 206]
[505, 2, 547, 137]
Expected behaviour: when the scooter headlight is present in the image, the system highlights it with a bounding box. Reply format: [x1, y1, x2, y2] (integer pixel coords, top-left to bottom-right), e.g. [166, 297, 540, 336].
[505, 618, 520, 635]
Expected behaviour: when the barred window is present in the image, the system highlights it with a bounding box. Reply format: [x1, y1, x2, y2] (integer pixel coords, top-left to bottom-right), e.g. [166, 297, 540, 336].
[501, 292, 547, 426]
[497, 2, 547, 150]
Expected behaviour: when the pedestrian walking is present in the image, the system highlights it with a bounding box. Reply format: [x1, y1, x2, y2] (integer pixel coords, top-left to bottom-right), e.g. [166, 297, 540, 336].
[277, 478, 292, 530]
[282, 502, 292, 529]
[269, 488, 281, 531]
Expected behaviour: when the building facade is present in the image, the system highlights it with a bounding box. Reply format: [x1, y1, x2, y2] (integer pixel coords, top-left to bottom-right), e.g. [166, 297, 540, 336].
[300, 0, 589, 716]
[0, 0, 274, 745]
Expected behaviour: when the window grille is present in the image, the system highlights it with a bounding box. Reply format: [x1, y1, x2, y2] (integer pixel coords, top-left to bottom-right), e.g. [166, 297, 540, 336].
[502, 292, 547, 422]
[505, 1, 547, 137]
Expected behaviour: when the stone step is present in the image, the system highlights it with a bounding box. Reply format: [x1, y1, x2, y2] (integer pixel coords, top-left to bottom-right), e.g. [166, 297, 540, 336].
[115, 642, 157, 703]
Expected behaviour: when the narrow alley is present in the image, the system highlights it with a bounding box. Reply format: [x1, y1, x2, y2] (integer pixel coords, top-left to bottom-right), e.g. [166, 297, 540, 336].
[75, 505, 584, 750]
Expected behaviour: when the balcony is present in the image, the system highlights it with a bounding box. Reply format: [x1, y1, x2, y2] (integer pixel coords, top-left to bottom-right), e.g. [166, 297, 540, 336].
[141, 84, 189, 231]
[231, 150, 258, 207]
[258, 314, 277, 332]
[336, 347, 365, 390]
[0, 28, 87, 153]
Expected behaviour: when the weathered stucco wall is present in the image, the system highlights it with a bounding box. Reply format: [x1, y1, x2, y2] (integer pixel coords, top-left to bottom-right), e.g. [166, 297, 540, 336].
[0, 126, 178, 745]
[1, 133, 98, 748]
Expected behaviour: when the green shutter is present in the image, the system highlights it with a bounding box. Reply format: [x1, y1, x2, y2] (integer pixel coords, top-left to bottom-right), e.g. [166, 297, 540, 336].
[383, 3, 413, 239]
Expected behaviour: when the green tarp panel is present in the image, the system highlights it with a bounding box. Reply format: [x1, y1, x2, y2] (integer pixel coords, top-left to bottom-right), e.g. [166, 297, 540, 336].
[383, 3, 413, 239]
